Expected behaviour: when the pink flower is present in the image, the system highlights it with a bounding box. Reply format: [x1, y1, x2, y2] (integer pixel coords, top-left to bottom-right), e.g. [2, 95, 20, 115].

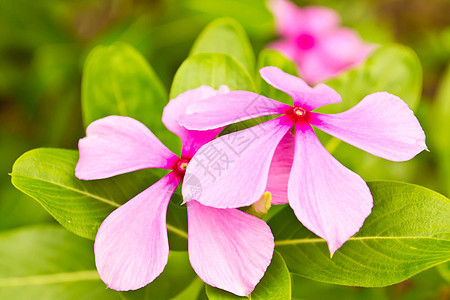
[75, 86, 274, 296]
[180, 67, 427, 255]
[268, 0, 375, 84]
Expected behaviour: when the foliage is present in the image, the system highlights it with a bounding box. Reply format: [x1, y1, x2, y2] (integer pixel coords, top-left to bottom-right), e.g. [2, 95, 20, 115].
[2, 0, 450, 299]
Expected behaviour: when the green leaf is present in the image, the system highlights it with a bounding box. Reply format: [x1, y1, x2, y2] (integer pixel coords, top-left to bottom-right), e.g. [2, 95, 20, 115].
[270, 181, 450, 287]
[256, 49, 298, 105]
[81, 42, 178, 151]
[171, 278, 205, 300]
[183, 0, 274, 40]
[0, 226, 197, 299]
[290, 274, 388, 300]
[205, 251, 291, 299]
[122, 252, 199, 300]
[10, 148, 188, 250]
[191, 17, 255, 75]
[437, 262, 450, 283]
[170, 52, 257, 135]
[324, 44, 422, 113]
[0, 188, 52, 231]
[0, 225, 117, 300]
[431, 64, 450, 196]
[0, 133, 52, 230]
[170, 53, 256, 98]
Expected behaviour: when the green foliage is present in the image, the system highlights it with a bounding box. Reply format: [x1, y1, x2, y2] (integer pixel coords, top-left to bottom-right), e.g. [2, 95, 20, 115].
[2, 1, 450, 298]
[183, 0, 274, 39]
[256, 49, 298, 104]
[10, 148, 188, 249]
[270, 181, 450, 287]
[430, 64, 450, 196]
[10, 148, 155, 239]
[82, 42, 178, 151]
[0, 225, 117, 300]
[172, 23, 257, 132]
[291, 266, 449, 300]
[170, 53, 256, 98]
[122, 252, 199, 299]
[191, 17, 255, 74]
[0, 134, 52, 230]
[437, 262, 450, 283]
[205, 251, 291, 300]
[0, 226, 197, 300]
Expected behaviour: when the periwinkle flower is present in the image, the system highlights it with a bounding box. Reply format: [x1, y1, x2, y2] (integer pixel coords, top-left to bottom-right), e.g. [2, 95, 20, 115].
[180, 67, 427, 255]
[75, 86, 274, 296]
[268, 0, 374, 84]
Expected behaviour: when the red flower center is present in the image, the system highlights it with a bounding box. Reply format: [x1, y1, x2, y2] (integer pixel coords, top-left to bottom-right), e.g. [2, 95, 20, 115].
[175, 158, 190, 174]
[296, 33, 315, 50]
[293, 106, 307, 117]
[286, 106, 310, 123]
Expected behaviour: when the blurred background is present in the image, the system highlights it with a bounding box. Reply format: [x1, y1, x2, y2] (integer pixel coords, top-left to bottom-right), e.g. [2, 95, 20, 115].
[0, 0, 449, 299]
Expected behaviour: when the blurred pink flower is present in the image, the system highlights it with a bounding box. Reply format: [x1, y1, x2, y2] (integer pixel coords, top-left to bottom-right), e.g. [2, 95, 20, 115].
[180, 67, 427, 255]
[268, 0, 375, 84]
[75, 86, 274, 296]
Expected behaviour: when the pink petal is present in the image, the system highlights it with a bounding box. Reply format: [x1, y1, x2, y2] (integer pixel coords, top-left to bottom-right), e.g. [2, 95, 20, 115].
[320, 28, 374, 70]
[182, 117, 292, 208]
[301, 6, 341, 35]
[288, 123, 372, 255]
[76, 116, 178, 180]
[187, 200, 274, 296]
[296, 50, 342, 85]
[267, 42, 339, 85]
[311, 92, 427, 162]
[259, 66, 341, 110]
[94, 172, 180, 291]
[270, 0, 339, 37]
[163, 85, 230, 158]
[266, 131, 295, 205]
[298, 30, 374, 84]
[269, 0, 305, 37]
[180, 91, 289, 131]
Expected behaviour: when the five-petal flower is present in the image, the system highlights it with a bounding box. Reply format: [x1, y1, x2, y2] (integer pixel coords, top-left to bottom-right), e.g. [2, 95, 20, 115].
[75, 86, 275, 296]
[180, 66, 427, 254]
[268, 0, 375, 84]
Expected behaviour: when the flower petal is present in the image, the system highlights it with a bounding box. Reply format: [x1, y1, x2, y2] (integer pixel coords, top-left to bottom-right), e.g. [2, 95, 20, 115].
[301, 6, 341, 34]
[270, 0, 339, 37]
[182, 117, 292, 208]
[187, 200, 274, 296]
[94, 172, 180, 291]
[288, 123, 372, 255]
[296, 50, 342, 85]
[269, 0, 304, 37]
[259, 66, 341, 110]
[163, 85, 230, 158]
[320, 28, 374, 70]
[311, 92, 427, 162]
[76, 116, 178, 180]
[180, 91, 289, 130]
[266, 131, 295, 205]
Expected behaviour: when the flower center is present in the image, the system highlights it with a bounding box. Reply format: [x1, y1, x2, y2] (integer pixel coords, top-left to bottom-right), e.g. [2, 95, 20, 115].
[175, 158, 190, 173]
[293, 106, 307, 117]
[287, 106, 310, 123]
[295, 33, 315, 50]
